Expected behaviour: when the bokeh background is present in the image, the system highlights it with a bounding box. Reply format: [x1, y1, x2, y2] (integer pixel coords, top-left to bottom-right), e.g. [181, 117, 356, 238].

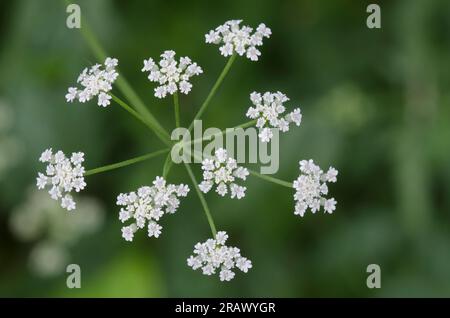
[0, 0, 449, 297]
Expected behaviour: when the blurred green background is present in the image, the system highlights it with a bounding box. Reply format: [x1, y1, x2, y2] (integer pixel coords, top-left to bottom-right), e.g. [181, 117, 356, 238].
[0, 0, 450, 297]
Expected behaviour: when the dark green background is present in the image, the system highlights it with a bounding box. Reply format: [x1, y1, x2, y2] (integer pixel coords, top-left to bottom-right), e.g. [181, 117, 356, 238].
[0, 0, 449, 297]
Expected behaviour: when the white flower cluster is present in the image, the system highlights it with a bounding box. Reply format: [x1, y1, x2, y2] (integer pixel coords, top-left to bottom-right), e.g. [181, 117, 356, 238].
[199, 148, 249, 199]
[65, 57, 119, 107]
[142, 50, 203, 98]
[187, 231, 252, 281]
[293, 159, 338, 217]
[246, 91, 302, 142]
[36, 149, 86, 211]
[117, 176, 190, 241]
[205, 20, 271, 61]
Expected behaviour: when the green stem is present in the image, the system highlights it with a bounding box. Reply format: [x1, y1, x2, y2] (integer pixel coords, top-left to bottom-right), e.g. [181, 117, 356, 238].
[84, 148, 169, 176]
[165, 119, 257, 177]
[184, 163, 217, 238]
[248, 169, 293, 188]
[162, 152, 173, 179]
[72, 3, 170, 144]
[187, 54, 237, 132]
[174, 92, 180, 128]
[110, 94, 171, 146]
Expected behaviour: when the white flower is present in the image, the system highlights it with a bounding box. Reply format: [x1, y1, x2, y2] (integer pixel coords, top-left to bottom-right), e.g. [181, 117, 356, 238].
[205, 20, 271, 61]
[293, 159, 338, 217]
[104, 57, 118, 69]
[147, 221, 162, 238]
[117, 176, 189, 241]
[220, 269, 235, 281]
[39, 149, 53, 163]
[236, 257, 252, 273]
[61, 195, 76, 211]
[36, 173, 48, 189]
[65, 87, 78, 102]
[246, 91, 302, 142]
[66, 57, 119, 106]
[97, 92, 111, 107]
[324, 198, 337, 214]
[142, 50, 202, 99]
[187, 231, 252, 281]
[36, 148, 86, 211]
[199, 148, 248, 199]
[258, 127, 273, 142]
[121, 225, 136, 242]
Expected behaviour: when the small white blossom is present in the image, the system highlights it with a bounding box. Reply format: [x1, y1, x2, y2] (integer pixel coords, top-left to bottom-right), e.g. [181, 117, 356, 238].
[65, 57, 118, 106]
[61, 195, 76, 211]
[205, 20, 271, 61]
[293, 159, 338, 217]
[121, 225, 136, 242]
[97, 92, 111, 107]
[246, 91, 302, 142]
[187, 231, 252, 281]
[147, 221, 162, 238]
[117, 176, 189, 241]
[36, 149, 86, 211]
[142, 50, 203, 99]
[199, 148, 248, 199]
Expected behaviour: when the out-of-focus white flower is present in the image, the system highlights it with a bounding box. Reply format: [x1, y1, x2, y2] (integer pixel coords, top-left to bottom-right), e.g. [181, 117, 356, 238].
[199, 148, 248, 199]
[29, 241, 69, 278]
[66, 57, 118, 107]
[205, 20, 271, 61]
[117, 176, 190, 241]
[246, 91, 302, 142]
[10, 188, 104, 277]
[187, 231, 252, 281]
[36, 149, 86, 211]
[293, 159, 338, 217]
[10, 189, 104, 244]
[141, 50, 203, 99]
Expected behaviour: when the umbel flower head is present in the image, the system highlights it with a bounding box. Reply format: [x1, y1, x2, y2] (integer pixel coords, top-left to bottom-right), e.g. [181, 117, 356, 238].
[65, 57, 119, 107]
[246, 91, 302, 142]
[205, 20, 271, 61]
[187, 231, 252, 281]
[199, 148, 249, 199]
[117, 176, 190, 242]
[142, 50, 203, 99]
[293, 159, 338, 217]
[36, 149, 86, 211]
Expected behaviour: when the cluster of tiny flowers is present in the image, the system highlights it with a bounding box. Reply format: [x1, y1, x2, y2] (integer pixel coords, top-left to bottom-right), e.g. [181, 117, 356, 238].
[65, 57, 119, 107]
[293, 159, 338, 217]
[36, 149, 86, 211]
[142, 50, 203, 98]
[199, 148, 249, 199]
[187, 231, 252, 281]
[246, 91, 302, 142]
[205, 20, 271, 61]
[117, 176, 190, 242]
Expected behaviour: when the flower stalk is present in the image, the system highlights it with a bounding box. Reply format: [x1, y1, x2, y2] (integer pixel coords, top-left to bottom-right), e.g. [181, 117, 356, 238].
[84, 148, 169, 176]
[184, 163, 217, 238]
[187, 53, 237, 132]
[248, 169, 293, 188]
[174, 92, 180, 128]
